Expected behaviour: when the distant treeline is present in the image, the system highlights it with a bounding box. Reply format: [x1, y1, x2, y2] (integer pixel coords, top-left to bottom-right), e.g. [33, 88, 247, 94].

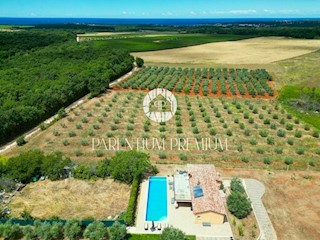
[20, 21, 320, 39]
[0, 38, 134, 144]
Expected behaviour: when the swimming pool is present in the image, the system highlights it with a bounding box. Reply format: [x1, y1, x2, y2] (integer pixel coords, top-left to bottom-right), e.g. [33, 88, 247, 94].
[145, 176, 168, 221]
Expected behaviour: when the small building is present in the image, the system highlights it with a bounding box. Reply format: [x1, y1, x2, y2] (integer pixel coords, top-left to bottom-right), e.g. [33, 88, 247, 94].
[173, 164, 226, 225]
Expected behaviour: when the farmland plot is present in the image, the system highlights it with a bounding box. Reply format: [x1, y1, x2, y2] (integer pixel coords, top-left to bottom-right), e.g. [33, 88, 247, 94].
[115, 66, 275, 98]
[8, 90, 320, 171]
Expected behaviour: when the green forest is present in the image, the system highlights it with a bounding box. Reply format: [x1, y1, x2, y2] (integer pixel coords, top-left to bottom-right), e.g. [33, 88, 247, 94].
[0, 30, 134, 144]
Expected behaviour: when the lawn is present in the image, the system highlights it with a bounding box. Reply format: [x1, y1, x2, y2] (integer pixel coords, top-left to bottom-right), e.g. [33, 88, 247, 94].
[127, 234, 196, 240]
[91, 33, 252, 52]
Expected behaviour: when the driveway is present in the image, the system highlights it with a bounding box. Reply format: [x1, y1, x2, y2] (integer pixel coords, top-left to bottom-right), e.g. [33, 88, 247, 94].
[244, 179, 277, 240]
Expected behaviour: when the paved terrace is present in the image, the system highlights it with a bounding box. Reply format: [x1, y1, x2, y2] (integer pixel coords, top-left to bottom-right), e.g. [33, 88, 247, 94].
[128, 177, 233, 238]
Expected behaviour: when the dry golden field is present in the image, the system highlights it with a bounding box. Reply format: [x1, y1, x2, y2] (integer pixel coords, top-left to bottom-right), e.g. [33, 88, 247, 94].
[9, 178, 130, 220]
[133, 37, 320, 65]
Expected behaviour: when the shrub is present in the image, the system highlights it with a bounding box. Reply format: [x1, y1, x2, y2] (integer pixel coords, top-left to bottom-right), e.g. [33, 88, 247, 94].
[75, 149, 82, 157]
[178, 152, 187, 161]
[53, 129, 60, 136]
[316, 148, 320, 155]
[256, 147, 265, 154]
[284, 157, 294, 166]
[243, 112, 249, 119]
[192, 127, 199, 134]
[68, 130, 76, 137]
[244, 129, 251, 136]
[73, 164, 95, 180]
[64, 220, 82, 240]
[0, 221, 23, 240]
[259, 114, 264, 119]
[304, 125, 310, 131]
[280, 118, 285, 124]
[276, 129, 286, 138]
[263, 157, 272, 165]
[127, 125, 134, 131]
[227, 191, 252, 219]
[287, 138, 294, 145]
[62, 138, 69, 146]
[96, 150, 104, 157]
[161, 227, 186, 240]
[81, 139, 89, 146]
[76, 123, 82, 129]
[296, 147, 305, 155]
[16, 136, 26, 146]
[286, 123, 293, 131]
[250, 138, 257, 145]
[113, 118, 120, 124]
[159, 152, 167, 159]
[81, 117, 88, 123]
[264, 118, 270, 125]
[312, 131, 319, 138]
[223, 123, 228, 129]
[226, 129, 232, 136]
[136, 57, 144, 67]
[88, 129, 95, 136]
[294, 130, 302, 138]
[294, 118, 300, 124]
[267, 137, 275, 145]
[287, 114, 292, 119]
[109, 222, 127, 240]
[230, 177, 245, 193]
[125, 177, 140, 225]
[237, 144, 243, 152]
[83, 221, 108, 240]
[209, 128, 216, 136]
[143, 124, 150, 132]
[241, 156, 249, 163]
[274, 147, 283, 154]
[176, 128, 183, 134]
[159, 126, 166, 132]
[239, 123, 245, 130]
[270, 123, 277, 130]
[259, 130, 268, 138]
[248, 117, 254, 124]
[234, 118, 239, 124]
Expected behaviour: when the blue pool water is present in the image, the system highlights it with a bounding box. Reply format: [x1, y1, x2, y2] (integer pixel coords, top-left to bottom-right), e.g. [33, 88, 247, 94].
[146, 176, 168, 221]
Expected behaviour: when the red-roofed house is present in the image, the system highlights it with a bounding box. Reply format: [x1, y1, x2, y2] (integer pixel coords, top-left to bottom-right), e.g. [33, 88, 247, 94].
[187, 164, 226, 224]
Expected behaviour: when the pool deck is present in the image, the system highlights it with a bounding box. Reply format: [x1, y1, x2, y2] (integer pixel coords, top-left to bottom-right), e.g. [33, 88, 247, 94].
[128, 177, 233, 238]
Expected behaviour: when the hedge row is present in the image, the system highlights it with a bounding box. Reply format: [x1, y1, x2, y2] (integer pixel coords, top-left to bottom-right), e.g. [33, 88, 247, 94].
[124, 176, 140, 225]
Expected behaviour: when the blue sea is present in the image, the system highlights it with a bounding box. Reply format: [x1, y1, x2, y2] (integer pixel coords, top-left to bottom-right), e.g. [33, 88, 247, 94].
[0, 18, 318, 26]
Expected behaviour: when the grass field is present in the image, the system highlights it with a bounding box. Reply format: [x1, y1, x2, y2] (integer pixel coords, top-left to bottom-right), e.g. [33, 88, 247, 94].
[272, 50, 320, 88]
[9, 179, 130, 220]
[5, 89, 320, 171]
[91, 33, 252, 52]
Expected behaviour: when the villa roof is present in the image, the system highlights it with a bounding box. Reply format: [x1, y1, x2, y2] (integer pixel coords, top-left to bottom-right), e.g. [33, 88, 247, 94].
[187, 164, 226, 216]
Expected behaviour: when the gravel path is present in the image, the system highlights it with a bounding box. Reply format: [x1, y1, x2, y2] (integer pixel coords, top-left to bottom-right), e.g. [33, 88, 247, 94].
[244, 179, 277, 240]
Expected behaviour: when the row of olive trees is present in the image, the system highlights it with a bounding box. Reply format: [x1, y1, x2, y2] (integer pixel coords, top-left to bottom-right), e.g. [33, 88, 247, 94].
[0, 220, 186, 240]
[0, 220, 126, 240]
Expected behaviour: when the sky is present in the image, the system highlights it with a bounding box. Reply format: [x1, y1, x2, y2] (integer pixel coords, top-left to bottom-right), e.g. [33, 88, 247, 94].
[0, 0, 320, 18]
